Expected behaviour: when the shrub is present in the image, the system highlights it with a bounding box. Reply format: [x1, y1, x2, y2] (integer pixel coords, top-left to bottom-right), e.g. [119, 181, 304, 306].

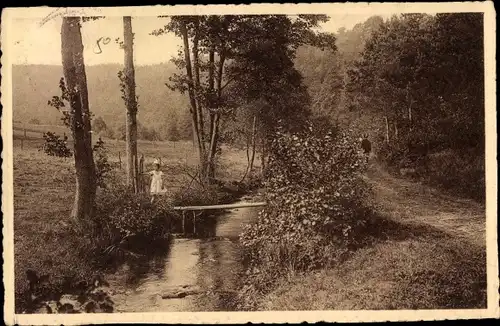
[426, 149, 485, 202]
[167, 121, 181, 142]
[73, 185, 175, 263]
[92, 138, 114, 188]
[245, 172, 264, 191]
[100, 127, 115, 139]
[96, 186, 172, 238]
[116, 123, 161, 141]
[377, 140, 485, 202]
[239, 123, 373, 302]
[42, 132, 72, 157]
[93, 116, 108, 134]
[171, 183, 219, 207]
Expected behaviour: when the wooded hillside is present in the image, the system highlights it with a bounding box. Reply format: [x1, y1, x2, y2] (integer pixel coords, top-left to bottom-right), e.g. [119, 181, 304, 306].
[13, 63, 191, 140]
[295, 13, 485, 200]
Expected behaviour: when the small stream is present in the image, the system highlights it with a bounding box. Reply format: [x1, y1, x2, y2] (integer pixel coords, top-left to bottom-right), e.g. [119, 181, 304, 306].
[104, 198, 261, 312]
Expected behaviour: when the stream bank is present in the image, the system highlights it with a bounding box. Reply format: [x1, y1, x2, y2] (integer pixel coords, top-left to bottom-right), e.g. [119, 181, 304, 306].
[30, 189, 263, 314]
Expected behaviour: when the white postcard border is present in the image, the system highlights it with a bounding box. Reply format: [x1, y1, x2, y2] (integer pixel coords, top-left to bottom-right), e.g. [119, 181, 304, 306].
[2, 2, 498, 325]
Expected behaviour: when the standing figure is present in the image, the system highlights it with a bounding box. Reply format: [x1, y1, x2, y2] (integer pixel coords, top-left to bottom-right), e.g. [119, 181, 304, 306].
[147, 159, 164, 203]
[361, 134, 372, 163]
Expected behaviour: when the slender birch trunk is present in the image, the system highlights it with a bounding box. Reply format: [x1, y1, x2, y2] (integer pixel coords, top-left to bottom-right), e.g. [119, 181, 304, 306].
[206, 51, 226, 181]
[123, 16, 139, 192]
[249, 115, 257, 173]
[180, 19, 205, 178]
[384, 115, 390, 143]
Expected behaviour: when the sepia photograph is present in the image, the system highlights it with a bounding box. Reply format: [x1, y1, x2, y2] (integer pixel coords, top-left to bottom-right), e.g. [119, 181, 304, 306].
[1, 2, 498, 324]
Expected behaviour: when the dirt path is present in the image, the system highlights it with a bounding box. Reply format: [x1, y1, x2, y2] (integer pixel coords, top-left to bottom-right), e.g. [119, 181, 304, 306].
[364, 164, 486, 248]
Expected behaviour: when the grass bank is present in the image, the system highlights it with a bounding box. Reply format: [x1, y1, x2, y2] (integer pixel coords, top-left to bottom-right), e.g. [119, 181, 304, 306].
[256, 225, 485, 310]
[13, 138, 255, 313]
[241, 164, 486, 310]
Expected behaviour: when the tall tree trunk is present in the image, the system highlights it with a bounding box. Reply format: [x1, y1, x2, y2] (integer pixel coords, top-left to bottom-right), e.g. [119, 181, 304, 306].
[208, 46, 215, 94]
[260, 136, 267, 174]
[249, 115, 257, 173]
[205, 46, 217, 182]
[384, 115, 390, 143]
[190, 106, 197, 150]
[241, 116, 257, 183]
[192, 24, 205, 158]
[180, 19, 205, 178]
[408, 102, 412, 123]
[61, 17, 96, 221]
[406, 84, 413, 131]
[123, 16, 139, 193]
[207, 51, 225, 181]
[207, 113, 220, 181]
[241, 133, 251, 181]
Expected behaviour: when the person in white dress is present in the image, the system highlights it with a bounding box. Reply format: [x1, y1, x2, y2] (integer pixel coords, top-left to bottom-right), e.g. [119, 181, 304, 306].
[147, 159, 164, 203]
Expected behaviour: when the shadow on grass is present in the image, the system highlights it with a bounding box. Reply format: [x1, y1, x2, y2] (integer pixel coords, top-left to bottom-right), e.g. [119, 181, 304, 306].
[345, 212, 487, 309]
[255, 210, 487, 310]
[358, 212, 452, 245]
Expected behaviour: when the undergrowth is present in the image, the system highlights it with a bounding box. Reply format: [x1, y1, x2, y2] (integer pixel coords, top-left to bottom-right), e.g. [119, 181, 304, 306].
[377, 141, 484, 203]
[238, 123, 373, 309]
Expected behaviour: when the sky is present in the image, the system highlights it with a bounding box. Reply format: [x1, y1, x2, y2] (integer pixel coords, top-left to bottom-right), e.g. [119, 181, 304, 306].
[10, 14, 392, 66]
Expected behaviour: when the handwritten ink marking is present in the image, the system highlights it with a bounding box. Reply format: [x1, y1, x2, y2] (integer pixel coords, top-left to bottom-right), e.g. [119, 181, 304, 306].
[94, 37, 111, 54]
[39, 8, 86, 27]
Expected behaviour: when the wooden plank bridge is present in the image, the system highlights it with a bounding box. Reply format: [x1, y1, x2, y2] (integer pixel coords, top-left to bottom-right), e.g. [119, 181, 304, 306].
[172, 201, 267, 235]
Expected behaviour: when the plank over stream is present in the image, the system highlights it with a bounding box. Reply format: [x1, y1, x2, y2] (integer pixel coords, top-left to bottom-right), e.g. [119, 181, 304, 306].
[173, 202, 267, 211]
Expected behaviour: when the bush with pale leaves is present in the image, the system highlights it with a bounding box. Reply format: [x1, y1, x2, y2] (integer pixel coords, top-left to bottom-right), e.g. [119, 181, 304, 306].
[239, 123, 373, 302]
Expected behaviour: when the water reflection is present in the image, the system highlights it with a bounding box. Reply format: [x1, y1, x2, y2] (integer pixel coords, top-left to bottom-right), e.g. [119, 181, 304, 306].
[171, 211, 221, 238]
[124, 254, 169, 286]
[194, 239, 243, 311]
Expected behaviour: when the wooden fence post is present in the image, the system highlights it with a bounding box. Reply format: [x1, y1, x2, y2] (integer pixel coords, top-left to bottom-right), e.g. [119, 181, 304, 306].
[133, 154, 138, 194]
[192, 211, 196, 235]
[139, 154, 144, 193]
[182, 211, 186, 234]
[118, 152, 121, 169]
